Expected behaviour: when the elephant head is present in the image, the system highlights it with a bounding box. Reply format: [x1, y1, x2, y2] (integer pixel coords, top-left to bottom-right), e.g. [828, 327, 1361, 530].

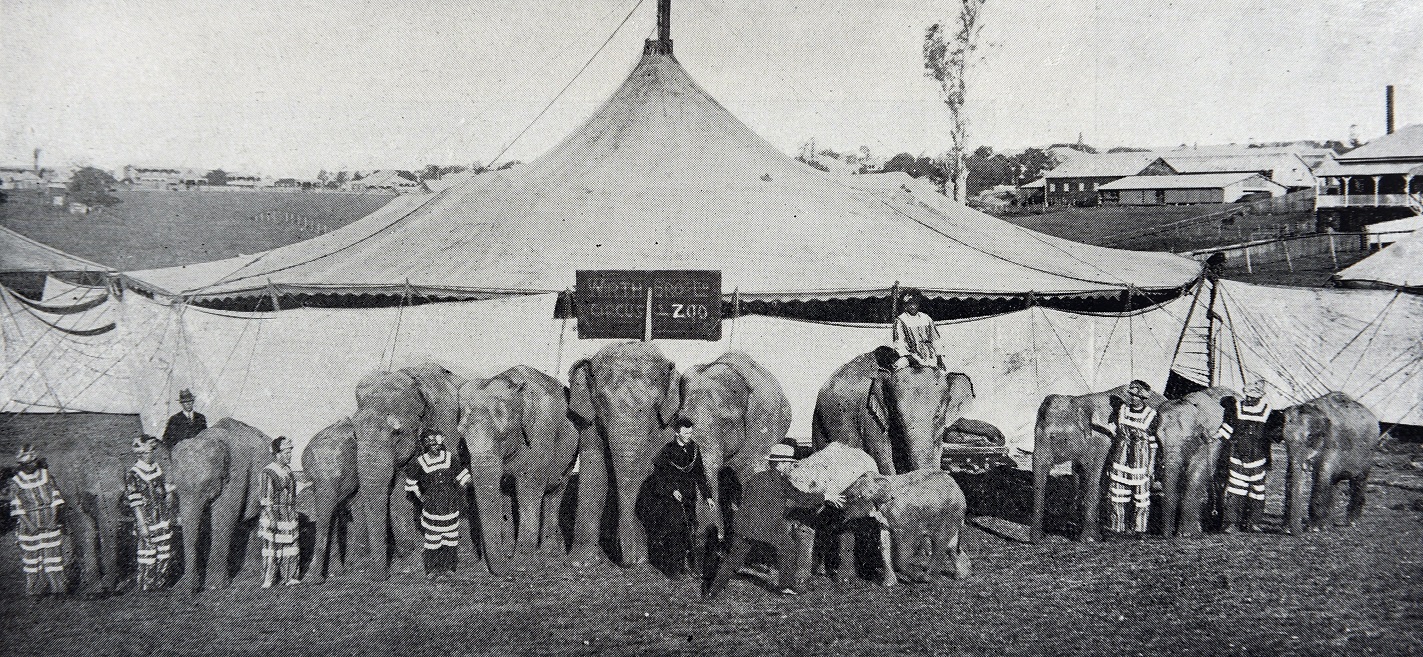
[1279, 402, 1331, 535]
[455, 375, 528, 575]
[871, 366, 975, 473]
[567, 341, 680, 568]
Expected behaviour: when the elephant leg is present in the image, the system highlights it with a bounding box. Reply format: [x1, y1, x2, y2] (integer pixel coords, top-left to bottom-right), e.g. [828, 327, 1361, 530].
[880, 525, 901, 587]
[1345, 473, 1368, 526]
[512, 476, 543, 563]
[357, 488, 390, 581]
[389, 486, 422, 575]
[1178, 453, 1213, 537]
[540, 484, 566, 555]
[205, 495, 240, 589]
[926, 525, 950, 582]
[1308, 465, 1338, 530]
[304, 489, 341, 585]
[1158, 450, 1182, 539]
[1029, 447, 1051, 543]
[72, 503, 104, 593]
[568, 435, 608, 568]
[95, 503, 123, 593]
[1075, 458, 1103, 543]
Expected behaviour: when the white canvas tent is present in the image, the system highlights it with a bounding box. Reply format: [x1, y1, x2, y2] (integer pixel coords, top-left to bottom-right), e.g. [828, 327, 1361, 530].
[1334, 228, 1423, 292]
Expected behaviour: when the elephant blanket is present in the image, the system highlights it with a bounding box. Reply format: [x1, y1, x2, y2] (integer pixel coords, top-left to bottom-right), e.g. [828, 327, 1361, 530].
[787, 444, 878, 497]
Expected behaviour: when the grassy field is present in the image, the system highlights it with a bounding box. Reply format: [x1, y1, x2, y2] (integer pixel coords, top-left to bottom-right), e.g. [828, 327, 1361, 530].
[0, 188, 394, 271]
[994, 204, 1316, 254]
[2, 413, 1421, 657]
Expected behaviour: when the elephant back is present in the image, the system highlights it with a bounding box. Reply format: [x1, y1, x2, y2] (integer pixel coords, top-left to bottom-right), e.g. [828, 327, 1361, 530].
[1306, 392, 1380, 452]
[885, 470, 966, 522]
[812, 351, 885, 451]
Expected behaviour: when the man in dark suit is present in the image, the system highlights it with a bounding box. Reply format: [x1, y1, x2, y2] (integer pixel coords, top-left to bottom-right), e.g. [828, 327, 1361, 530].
[162, 389, 207, 450]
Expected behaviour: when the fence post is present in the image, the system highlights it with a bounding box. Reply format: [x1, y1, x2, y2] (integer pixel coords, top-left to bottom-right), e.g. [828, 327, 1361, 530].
[1328, 229, 1339, 269]
[1283, 239, 1294, 273]
[1244, 245, 1253, 274]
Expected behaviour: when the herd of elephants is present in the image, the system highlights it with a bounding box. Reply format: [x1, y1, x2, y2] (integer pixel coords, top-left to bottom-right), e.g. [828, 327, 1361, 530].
[24, 340, 1383, 596]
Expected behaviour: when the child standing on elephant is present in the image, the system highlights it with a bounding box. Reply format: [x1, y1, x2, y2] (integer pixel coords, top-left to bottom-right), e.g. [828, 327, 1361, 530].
[125, 435, 174, 591]
[404, 431, 473, 582]
[259, 436, 300, 588]
[5, 444, 68, 598]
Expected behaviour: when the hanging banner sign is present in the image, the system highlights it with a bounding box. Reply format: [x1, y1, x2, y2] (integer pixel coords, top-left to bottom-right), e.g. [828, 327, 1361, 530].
[575, 270, 721, 340]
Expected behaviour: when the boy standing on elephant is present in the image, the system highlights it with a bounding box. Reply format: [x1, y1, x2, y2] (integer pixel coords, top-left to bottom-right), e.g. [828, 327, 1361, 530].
[641, 418, 713, 580]
[5, 444, 67, 597]
[259, 436, 300, 588]
[1106, 380, 1160, 536]
[1217, 381, 1273, 533]
[404, 431, 472, 582]
[125, 435, 174, 591]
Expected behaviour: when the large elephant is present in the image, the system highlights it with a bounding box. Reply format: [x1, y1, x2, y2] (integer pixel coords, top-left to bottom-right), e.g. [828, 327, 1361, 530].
[170, 417, 270, 593]
[301, 418, 362, 584]
[1154, 387, 1236, 538]
[350, 363, 465, 580]
[1029, 384, 1167, 543]
[677, 351, 792, 543]
[566, 341, 681, 568]
[840, 469, 971, 586]
[812, 348, 975, 476]
[1278, 392, 1380, 535]
[457, 365, 579, 573]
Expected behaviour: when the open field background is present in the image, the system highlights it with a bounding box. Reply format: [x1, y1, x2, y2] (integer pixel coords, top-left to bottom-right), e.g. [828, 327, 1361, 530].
[1, 413, 1421, 656]
[0, 189, 394, 270]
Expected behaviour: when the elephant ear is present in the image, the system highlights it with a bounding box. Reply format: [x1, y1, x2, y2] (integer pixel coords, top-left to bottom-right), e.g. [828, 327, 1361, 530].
[658, 361, 682, 428]
[867, 371, 890, 433]
[567, 359, 596, 427]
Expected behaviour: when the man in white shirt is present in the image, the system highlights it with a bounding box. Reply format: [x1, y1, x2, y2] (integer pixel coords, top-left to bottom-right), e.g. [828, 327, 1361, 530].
[892, 290, 944, 370]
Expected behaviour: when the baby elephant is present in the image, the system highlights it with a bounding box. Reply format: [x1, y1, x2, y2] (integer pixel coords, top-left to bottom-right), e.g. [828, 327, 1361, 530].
[841, 469, 971, 585]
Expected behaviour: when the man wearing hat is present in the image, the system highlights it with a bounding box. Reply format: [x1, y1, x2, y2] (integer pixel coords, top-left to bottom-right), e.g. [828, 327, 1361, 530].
[161, 389, 207, 450]
[403, 430, 472, 581]
[1217, 380, 1273, 532]
[4, 444, 68, 597]
[704, 444, 842, 599]
[892, 289, 945, 370]
[125, 435, 174, 591]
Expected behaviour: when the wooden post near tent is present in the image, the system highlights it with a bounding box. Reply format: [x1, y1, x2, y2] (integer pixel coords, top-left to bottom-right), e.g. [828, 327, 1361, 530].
[1243, 245, 1253, 274]
[643, 286, 653, 342]
[1205, 279, 1219, 387]
[1328, 230, 1340, 269]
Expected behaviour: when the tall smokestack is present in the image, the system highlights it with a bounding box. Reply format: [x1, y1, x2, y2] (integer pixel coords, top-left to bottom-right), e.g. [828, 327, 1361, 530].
[1386, 85, 1395, 135]
[645, 0, 673, 55]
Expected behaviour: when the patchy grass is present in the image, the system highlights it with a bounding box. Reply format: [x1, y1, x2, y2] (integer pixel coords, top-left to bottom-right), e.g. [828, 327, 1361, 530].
[3, 413, 1422, 656]
[994, 205, 1315, 253]
[0, 189, 394, 271]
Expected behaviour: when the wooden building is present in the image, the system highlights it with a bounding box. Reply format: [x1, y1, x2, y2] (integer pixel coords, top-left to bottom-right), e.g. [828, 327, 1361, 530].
[1098, 172, 1286, 205]
[1314, 124, 1423, 230]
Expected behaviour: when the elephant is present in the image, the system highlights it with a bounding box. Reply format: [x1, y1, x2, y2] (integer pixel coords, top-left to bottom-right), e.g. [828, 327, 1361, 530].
[1153, 386, 1237, 538]
[1277, 392, 1380, 535]
[350, 363, 466, 580]
[839, 469, 971, 586]
[170, 417, 271, 593]
[456, 365, 580, 573]
[677, 351, 792, 545]
[566, 341, 681, 568]
[7, 427, 156, 594]
[301, 418, 363, 584]
[1029, 384, 1167, 543]
[812, 347, 975, 476]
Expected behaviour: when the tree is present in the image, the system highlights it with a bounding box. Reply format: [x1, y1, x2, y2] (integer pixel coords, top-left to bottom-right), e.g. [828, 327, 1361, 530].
[67, 167, 120, 208]
[924, 0, 988, 204]
[204, 169, 228, 186]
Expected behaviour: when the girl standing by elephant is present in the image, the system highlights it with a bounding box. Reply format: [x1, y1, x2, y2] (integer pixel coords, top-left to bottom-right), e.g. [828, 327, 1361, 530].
[403, 431, 473, 582]
[259, 436, 300, 588]
[640, 418, 713, 580]
[6, 444, 68, 598]
[125, 436, 174, 591]
[1107, 381, 1161, 536]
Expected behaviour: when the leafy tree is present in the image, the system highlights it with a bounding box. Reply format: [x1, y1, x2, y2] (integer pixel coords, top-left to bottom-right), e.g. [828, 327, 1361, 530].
[67, 167, 120, 207]
[204, 169, 228, 186]
[924, 0, 988, 203]
[881, 153, 947, 183]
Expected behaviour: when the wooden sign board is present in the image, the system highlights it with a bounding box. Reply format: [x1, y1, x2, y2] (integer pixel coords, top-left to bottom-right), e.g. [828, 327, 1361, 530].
[575, 270, 721, 340]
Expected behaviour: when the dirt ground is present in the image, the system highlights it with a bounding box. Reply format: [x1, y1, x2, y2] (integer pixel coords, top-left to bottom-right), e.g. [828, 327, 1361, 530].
[2, 414, 1422, 657]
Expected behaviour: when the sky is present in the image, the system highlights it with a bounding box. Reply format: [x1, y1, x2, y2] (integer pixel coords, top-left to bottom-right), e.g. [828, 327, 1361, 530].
[2, 0, 1419, 177]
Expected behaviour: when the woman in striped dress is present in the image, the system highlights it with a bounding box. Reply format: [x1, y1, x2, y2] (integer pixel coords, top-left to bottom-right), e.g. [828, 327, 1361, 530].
[125, 436, 174, 591]
[259, 436, 300, 588]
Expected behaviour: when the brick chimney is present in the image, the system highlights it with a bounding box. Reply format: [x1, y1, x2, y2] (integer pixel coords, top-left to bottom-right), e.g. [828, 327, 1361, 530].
[1386, 85, 1395, 135]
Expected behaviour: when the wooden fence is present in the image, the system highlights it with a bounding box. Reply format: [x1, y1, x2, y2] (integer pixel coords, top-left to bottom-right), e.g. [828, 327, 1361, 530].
[1183, 229, 1413, 273]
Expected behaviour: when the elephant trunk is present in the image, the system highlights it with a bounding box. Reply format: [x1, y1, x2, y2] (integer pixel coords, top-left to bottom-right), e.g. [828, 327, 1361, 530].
[1284, 441, 1308, 535]
[615, 467, 649, 567]
[467, 454, 509, 575]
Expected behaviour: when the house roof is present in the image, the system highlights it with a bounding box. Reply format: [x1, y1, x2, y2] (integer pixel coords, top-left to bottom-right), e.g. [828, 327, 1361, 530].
[1158, 153, 1314, 186]
[123, 49, 1199, 304]
[1313, 160, 1423, 177]
[1336, 124, 1423, 161]
[1098, 172, 1282, 191]
[1042, 152, 1159, 179]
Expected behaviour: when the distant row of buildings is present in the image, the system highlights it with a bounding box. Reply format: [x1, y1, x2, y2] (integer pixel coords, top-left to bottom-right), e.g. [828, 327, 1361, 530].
[1017, 125, 1422, 229]
[119, 166, 433, 193]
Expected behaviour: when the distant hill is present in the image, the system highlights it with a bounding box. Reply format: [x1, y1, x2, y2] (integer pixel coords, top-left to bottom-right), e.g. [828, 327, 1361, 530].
[0, 189, 394, 271]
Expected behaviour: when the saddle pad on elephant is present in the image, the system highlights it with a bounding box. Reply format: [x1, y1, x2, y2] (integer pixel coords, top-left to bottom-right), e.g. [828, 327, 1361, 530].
[787, 443, 878, 497]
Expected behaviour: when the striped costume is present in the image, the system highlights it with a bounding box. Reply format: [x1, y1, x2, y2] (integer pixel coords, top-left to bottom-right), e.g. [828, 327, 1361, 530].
[1217, 396, 1272, 530]
[259, 461, 300, 584]
[125, 459, 174, 590]
[6, 466, 67, 596]
[1107, 404, 1159, 534]
[404, 450, 471, 576]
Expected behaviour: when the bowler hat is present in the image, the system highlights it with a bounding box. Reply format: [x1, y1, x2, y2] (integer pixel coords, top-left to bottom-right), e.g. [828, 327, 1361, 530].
[767, 444, 797, 462]
[178, 389, 195, 403]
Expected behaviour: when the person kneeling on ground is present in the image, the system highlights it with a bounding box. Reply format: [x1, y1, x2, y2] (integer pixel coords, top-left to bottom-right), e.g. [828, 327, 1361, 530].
[704, 444, 842, 599]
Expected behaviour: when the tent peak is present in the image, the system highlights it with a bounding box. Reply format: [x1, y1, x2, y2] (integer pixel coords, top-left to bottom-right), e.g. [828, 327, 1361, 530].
[645, 0, 673, 56]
